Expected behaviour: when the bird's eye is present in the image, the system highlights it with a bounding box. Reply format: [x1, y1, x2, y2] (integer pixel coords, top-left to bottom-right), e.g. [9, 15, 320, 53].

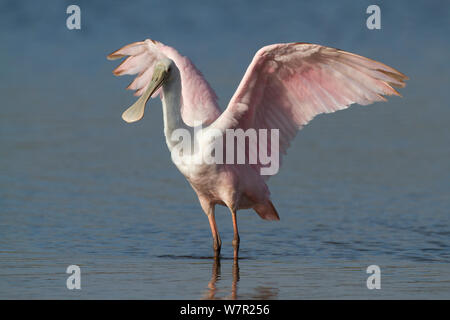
[168, 66, 172, 72]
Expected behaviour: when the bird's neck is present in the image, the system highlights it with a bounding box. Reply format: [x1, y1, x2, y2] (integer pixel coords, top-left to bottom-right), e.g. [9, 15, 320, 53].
[161, 71, 191, 151]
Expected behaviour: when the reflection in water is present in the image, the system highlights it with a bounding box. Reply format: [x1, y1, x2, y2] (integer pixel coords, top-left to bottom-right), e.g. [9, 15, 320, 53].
[231, 258, 239, 299]
[202, 257, 239, 300]
[250, 286, 279, 300]
[202, 257, 278, 300]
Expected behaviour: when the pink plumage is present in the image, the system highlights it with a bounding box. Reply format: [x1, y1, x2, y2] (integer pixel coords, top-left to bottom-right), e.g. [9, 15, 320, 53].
[108, 39, 407, 258]
[108, 39, 221, 126]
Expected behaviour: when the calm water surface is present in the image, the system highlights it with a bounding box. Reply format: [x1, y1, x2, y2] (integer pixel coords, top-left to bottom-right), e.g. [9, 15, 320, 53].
[0, 0, 449, 299]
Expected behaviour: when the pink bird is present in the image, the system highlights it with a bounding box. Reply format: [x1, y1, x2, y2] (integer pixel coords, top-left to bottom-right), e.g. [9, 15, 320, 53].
[107, 39, 407, 259]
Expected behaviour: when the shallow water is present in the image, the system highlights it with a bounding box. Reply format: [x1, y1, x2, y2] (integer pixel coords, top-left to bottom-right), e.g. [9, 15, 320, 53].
[0, 0, 449, 299]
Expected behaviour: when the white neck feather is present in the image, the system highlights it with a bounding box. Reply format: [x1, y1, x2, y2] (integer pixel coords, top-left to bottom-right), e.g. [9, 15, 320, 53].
[161, 68, 192, 151]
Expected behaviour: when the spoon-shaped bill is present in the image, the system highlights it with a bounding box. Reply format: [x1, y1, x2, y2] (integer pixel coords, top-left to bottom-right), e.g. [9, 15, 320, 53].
[121, 68, 167, 123]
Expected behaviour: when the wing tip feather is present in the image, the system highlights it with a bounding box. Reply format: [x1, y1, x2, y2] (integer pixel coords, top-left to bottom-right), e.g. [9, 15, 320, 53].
[106, 40, 147, 61]
[107, 53, 124, 61]
[111, 56, 133, 76]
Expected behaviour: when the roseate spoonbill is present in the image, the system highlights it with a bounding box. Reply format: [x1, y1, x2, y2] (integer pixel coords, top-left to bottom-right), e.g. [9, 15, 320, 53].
[107, 39, 407, 258]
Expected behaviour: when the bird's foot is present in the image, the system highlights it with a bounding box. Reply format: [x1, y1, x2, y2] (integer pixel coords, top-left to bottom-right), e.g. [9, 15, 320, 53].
[213, 237, 222, 257]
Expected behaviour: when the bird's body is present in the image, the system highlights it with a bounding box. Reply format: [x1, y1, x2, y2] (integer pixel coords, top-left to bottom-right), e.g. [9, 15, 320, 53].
[108, 39, 407, 258]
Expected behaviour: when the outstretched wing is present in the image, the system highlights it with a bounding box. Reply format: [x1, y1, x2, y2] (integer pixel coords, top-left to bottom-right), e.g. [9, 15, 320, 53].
[108, 39, 221, 126]
[212, 43, 408, 178]
[108, 40, 165, 97]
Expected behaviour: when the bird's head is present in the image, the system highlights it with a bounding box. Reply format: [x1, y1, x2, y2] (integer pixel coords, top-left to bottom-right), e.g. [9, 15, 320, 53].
[151, 58, 174, 87]
[109, 39, 220, 125]
[121, 58, 175, 123]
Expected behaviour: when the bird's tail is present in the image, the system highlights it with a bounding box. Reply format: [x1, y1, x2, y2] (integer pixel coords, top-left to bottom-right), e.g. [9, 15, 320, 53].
[254, 200, 280, 221]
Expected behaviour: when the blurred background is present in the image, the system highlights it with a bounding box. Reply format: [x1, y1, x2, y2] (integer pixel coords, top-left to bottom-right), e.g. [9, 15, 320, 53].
[0, 0, 449, 299]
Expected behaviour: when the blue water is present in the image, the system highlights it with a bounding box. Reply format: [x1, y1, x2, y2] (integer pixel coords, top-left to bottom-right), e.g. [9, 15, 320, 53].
[0, 0, 449, 299]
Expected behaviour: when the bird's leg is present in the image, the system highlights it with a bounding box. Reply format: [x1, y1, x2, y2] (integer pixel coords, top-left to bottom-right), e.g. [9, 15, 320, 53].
[231, 209, 240, 259]
[207, 210, 221, 257]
